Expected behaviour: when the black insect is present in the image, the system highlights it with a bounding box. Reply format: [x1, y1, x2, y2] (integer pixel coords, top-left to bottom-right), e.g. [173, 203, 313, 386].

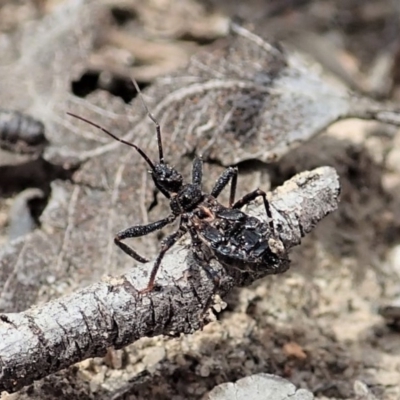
[68, 81, 285, 294]
[0, 109, 46, 153]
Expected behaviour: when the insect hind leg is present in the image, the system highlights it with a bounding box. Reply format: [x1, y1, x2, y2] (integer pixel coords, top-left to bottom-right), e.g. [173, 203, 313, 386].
[232, 189, 275, 233]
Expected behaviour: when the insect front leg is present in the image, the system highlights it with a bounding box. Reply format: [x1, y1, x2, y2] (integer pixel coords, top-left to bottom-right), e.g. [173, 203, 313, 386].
[140, 225, 187, 294]
[115, 214, 176, 263]
[233, 189, 275, 233]
[211, 166, 238, 207]
[192, 156, 203, 187]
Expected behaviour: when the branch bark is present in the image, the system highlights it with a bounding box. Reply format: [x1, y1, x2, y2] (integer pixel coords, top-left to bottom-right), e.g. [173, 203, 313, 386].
[0, 166, 340, 393]
[347, 95, 400, 126]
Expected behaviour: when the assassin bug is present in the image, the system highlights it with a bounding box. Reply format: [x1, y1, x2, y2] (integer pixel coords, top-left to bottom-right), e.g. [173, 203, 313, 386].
[68, 80, 285, 294]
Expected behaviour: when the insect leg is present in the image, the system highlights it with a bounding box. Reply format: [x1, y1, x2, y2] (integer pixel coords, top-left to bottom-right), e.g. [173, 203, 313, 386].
[232, 189, 274, 232]
[211, 167, 238, 207]
[192, 156, 203, 187]
[154, 180, 171, 199]
[114, 214, 176, 263]
[140, 226, 187, 294]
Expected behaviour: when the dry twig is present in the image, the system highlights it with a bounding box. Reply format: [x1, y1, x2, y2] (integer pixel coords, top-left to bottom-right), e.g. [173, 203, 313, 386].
[0, 166, 340, 393]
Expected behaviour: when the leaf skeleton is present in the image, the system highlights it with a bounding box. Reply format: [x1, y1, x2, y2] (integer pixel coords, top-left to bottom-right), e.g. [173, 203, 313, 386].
[67, 80, 286, 294]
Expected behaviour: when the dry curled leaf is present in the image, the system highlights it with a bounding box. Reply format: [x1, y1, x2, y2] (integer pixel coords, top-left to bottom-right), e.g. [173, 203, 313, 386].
[126, 24, 400, 166]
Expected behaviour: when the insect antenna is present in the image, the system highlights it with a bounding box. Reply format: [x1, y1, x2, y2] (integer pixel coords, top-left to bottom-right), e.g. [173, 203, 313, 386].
[66, 112, 155, 170]
[131, 78, 164, 164]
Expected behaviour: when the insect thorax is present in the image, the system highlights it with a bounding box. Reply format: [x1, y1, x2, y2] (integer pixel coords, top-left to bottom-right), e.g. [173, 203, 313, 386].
[170, 184, 203, 214]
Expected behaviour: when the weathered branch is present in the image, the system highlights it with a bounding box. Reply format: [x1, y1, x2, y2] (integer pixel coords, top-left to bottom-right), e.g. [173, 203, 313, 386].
[0, 166, 340, 393]
[347, 95, 400, 127]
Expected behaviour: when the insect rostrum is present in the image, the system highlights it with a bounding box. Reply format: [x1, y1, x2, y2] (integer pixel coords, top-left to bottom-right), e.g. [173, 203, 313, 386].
[68, 80, 287, 294]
